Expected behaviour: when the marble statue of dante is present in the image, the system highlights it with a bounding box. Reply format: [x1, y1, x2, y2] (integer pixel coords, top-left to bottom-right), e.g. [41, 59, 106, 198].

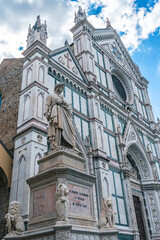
[44, 83, 75, 150]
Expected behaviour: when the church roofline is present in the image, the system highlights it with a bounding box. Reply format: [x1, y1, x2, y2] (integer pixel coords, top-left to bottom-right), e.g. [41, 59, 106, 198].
[0, 57, 23, 66]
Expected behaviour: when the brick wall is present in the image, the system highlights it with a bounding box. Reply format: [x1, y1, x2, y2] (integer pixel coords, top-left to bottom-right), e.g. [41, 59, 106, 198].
[0, 58, 23, 154]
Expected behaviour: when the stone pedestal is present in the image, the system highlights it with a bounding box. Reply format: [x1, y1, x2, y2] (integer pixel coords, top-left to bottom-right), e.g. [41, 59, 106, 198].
[4, 147, 118, 240]
[26, 147, 97, 230]
[38, 147, 86, 173]
[4, 225, 119, 240]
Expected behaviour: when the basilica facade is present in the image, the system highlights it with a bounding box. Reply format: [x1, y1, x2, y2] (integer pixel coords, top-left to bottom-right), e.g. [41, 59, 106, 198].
[1, 7, 160, 240]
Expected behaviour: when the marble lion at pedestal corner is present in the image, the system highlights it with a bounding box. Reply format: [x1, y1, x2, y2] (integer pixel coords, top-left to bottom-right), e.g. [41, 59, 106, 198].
[98, 197, 116, 229]
[44, 83, 76, 151]
[56, 183, 69, 223]
[5, 201, 25, 235]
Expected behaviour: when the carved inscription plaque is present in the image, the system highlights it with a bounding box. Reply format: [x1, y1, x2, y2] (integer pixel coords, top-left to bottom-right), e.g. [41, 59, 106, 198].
[68, 183, 92, 217]
[33, 184, 56, 217]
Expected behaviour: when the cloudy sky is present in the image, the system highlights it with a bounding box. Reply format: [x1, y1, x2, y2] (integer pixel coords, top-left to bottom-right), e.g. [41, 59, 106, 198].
[0, 0, 160, 120]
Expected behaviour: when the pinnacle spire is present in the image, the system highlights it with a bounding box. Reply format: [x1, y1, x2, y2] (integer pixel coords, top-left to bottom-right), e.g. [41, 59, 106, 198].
[74, 6, 87, 24]
[27, 15, 47, 48]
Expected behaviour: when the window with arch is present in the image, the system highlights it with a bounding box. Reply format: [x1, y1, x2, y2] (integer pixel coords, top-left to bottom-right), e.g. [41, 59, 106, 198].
[104, 132, 118, 160]
[93, 46, 105, 68]
[95, 65, 107, 88]
[110, 169, 128, 226]
[16, 155, 26, 203]
[101, 108, 114, 132]
[74, 114, 89, 141]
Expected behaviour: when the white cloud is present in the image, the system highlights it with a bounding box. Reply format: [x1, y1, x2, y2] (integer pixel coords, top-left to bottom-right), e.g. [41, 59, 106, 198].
[0, 0, 160, 62]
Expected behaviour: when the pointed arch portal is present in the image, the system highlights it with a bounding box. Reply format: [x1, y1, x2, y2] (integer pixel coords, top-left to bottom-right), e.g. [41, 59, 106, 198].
[126, 144, 150, 240]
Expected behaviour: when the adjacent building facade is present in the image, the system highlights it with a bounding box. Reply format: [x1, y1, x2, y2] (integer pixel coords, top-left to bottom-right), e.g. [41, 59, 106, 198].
[2, 7, 160, 240]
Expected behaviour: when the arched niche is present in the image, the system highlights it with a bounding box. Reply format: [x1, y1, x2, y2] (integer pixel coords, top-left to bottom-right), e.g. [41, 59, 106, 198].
[34, 153, 42, 175]
[38, 66, 44, 83]
[97, 126, 103, 149]
[26, 67, 33, 86]
[16, 155, 26, 203]
[103, 177, 110, 197]
[23, 94, 30, 120]
[94, 101, 100, 118]
[37, 93, 44, 119]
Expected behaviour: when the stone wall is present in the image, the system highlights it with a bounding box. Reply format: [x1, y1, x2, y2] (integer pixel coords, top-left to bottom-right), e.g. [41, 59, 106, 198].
[0, 58, 23, 154]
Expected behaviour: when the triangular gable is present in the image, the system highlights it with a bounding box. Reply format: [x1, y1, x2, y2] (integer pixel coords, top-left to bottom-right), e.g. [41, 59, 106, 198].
[93, 29, 141, 80]
[49, 47, 87, 83]
[122, 122, 147, 158]
[102, 40, 135, 77]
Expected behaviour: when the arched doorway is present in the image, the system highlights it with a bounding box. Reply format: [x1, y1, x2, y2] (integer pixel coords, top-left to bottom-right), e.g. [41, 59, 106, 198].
[0, 168, 9, 239]
[126, 144, 151, 240]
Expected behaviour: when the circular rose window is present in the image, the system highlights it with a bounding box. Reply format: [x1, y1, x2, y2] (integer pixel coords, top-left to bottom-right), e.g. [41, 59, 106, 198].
[112, 74, 127, 102]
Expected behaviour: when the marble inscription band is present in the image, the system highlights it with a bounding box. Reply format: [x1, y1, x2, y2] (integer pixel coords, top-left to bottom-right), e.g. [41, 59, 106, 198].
[68, 183, 91, 217]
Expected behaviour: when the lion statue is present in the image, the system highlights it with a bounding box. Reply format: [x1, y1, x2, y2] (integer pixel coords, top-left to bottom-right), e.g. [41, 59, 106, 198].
[98, 197, 116, 229]
[5, 201, 25, 235]
[56, 183, 69, 223]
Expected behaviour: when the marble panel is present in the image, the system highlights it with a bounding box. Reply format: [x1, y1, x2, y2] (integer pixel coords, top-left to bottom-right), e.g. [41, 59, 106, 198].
[33, 184, 56, 217]
[68, 183, 91, 217]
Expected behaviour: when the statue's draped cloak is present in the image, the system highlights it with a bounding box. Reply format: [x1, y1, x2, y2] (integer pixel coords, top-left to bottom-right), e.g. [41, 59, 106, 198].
[45, 93, 75, 147]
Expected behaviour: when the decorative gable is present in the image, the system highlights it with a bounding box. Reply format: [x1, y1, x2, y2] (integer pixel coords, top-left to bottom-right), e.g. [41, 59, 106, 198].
[51, 49, 84, 81]
[102, 41, 134, 76]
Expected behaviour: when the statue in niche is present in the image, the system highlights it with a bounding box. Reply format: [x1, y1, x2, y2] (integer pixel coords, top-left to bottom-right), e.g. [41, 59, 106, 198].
[98, 197, 116, 229]
[44, 83, 75, 150]
[5, 201, 25, 235]
[56, 183, 69, 223]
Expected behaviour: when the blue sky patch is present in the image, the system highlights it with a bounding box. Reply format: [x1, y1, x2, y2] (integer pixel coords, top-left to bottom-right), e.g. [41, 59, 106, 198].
[119, 31, 125, 37]
[18, 46, 24, 51]
[70, 0, 78, 1]
[88, 3, 104, 16]
[134, 0, 158, 12]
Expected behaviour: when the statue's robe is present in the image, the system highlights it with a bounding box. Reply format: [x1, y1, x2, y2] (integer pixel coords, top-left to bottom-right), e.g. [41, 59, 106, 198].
[45, 93, 75, 147]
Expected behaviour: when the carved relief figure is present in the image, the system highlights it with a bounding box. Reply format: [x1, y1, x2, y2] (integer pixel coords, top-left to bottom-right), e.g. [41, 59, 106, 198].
[5, 201, 25, 235]
[44, 83, 75, 150]
[98, 197, 116, 229]
[56, 183, 69, 223]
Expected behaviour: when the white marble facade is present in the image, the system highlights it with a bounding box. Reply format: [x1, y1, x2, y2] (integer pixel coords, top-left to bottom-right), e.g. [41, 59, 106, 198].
[10, 8, 160, 240]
